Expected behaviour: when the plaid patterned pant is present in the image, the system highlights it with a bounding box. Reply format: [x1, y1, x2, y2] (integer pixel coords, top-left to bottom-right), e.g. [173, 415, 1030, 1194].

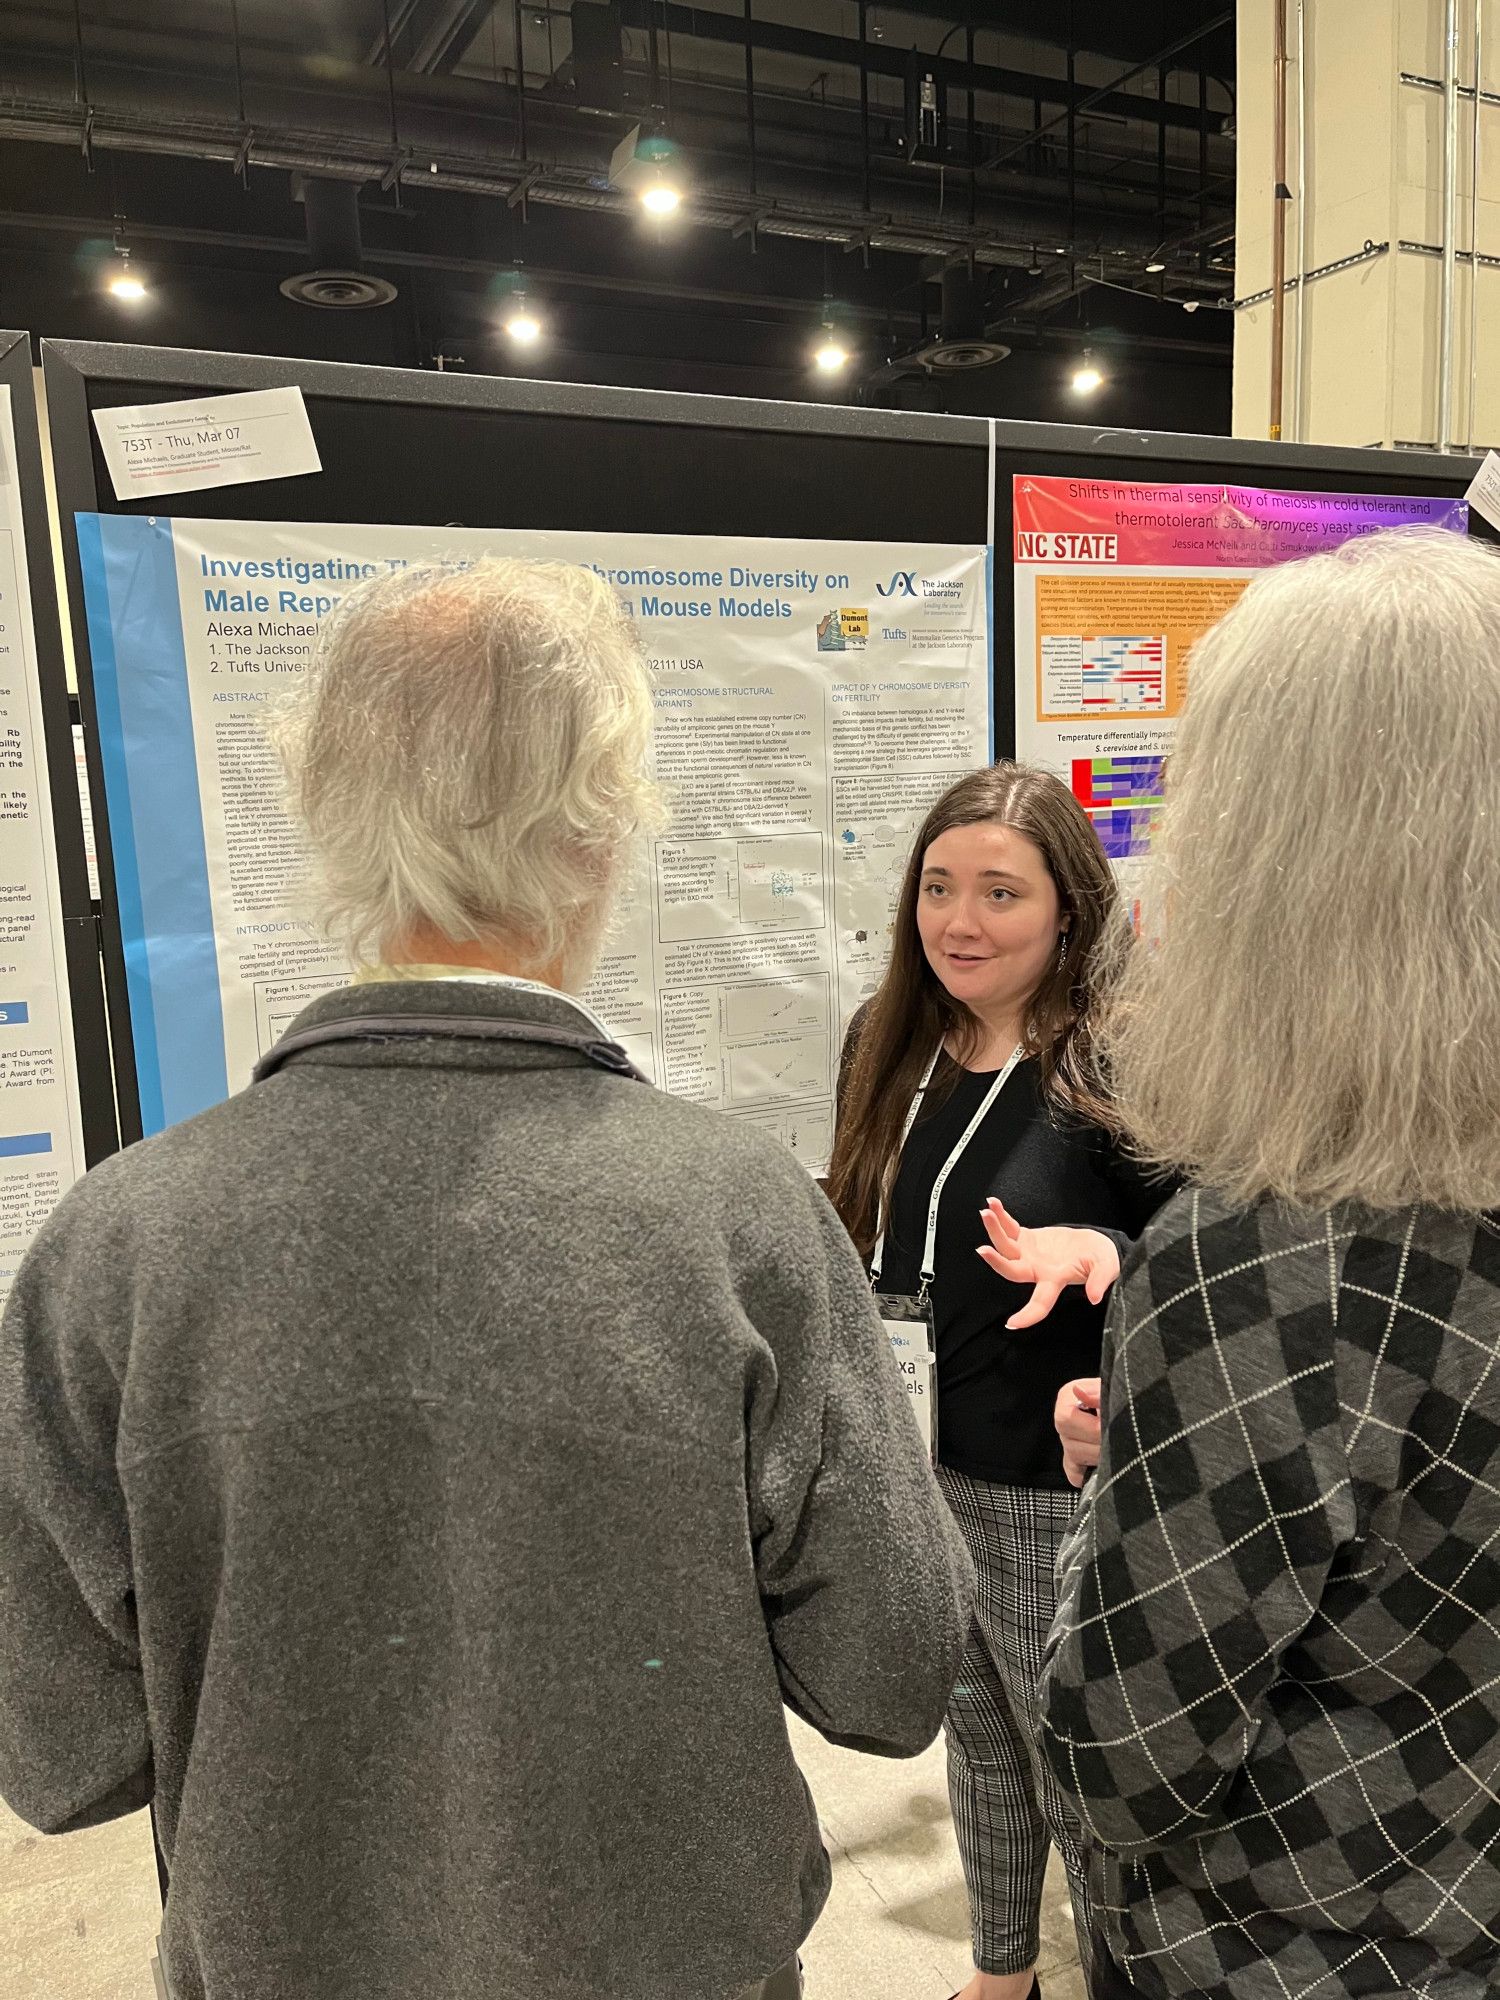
[939, 1469, 1096, 1981]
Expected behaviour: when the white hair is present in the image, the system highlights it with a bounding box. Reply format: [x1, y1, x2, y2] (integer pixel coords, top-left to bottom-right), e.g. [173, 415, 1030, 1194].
[272, 557, 664, 977]
[1105, 525, 1500, 1212]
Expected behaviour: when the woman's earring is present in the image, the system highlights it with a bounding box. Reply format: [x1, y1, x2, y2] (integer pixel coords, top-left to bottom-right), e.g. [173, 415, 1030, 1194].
[1058, 932, 1070, 967]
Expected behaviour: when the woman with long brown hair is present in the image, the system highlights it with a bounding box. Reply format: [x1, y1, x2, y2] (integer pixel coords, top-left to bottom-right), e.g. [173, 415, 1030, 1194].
[827, 762, 1171, 2000]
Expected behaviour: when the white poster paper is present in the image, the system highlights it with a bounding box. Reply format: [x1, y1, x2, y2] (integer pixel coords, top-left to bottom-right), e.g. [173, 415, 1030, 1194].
[92, 387, 322, 500]
[77, 518, 991, 1170]
[0, 387, 87, 1305]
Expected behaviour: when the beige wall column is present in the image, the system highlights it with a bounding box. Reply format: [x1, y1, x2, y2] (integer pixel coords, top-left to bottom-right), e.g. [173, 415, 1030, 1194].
[1234, 0, 1498, 451]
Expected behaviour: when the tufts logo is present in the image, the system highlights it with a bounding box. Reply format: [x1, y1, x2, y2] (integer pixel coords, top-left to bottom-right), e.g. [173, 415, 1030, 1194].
[876, 570, 919, 598]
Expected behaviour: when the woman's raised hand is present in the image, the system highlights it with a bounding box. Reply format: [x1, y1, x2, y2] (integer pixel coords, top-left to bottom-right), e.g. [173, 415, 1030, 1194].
[976, 1198, 1122, 1329]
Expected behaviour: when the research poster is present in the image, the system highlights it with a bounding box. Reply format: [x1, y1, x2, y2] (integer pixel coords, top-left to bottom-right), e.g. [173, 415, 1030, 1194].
[0, 389, 86, 1307]
[1013, 478, 1467, 911]
[77, 517, 991, 1169]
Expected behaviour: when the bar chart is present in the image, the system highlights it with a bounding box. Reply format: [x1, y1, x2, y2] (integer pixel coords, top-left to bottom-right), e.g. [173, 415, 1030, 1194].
[1042, 633, 1167, 713]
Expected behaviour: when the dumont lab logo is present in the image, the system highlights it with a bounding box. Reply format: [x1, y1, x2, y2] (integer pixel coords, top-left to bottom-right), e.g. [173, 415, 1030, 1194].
[816, 606, 869, 651]
[876, 570, 919, 598]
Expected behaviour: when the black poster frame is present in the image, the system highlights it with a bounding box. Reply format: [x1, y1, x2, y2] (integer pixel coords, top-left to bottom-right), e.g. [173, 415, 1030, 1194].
[0, 330, 116, 1167]
[39, 335, 1482, 1151]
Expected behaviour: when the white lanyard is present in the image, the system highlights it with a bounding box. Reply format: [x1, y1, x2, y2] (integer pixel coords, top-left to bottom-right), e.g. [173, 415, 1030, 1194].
[870, 1042, 1026, 1294]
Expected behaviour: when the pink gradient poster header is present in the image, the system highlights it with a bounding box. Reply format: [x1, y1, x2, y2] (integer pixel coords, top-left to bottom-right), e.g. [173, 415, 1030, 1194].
[1014, 476, 1467, 569]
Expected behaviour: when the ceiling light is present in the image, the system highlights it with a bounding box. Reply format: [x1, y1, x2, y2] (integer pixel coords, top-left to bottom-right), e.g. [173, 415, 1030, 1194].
[1071, 351, 1104, 395]
[506, 290, 548, 344]
[814, 332, 849, 373]
[108, 268, 147, 303]
[1146, 258, 1167, 274]
[610, 125, 686, 213]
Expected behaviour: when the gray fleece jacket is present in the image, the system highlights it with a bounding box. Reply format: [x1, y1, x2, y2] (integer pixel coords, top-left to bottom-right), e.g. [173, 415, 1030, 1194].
[0, 978, 973, 2000]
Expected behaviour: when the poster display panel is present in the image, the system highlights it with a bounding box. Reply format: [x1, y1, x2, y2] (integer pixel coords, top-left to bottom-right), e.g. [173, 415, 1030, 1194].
[77, 516, 991, 1170]
[1013, 478, 1467, 910]
[0, 387, 87, 1305]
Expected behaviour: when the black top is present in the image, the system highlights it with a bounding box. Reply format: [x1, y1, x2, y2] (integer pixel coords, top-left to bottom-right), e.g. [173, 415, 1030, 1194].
[876, 1053, 1171, 1489]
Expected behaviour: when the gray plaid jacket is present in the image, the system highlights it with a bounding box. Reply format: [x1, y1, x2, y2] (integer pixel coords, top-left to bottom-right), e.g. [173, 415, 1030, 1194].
[1039, 1188, 1500, 2000]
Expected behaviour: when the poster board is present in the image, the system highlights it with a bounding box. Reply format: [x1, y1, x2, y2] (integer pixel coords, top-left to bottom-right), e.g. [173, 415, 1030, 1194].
[43, 342, 994, 1147]
[982, 425, 1482, 772]
[0, 333, 113, 1309]
[41, 337, 1482, 1153]
[76, 514, 991, 1170]
[1012, 478, 1470, 907]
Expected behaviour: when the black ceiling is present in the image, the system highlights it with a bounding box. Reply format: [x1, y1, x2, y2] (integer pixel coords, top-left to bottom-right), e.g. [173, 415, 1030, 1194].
[0, 2, 1238, 427]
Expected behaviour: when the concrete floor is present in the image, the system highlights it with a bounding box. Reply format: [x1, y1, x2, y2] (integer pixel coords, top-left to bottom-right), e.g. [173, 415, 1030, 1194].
[2, 1791, 161, 2000]
[2, 1721, 1086, 2000]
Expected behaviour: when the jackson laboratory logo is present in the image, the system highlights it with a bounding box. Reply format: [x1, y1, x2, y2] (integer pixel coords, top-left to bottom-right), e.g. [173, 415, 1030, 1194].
[876, 570, 919, 598]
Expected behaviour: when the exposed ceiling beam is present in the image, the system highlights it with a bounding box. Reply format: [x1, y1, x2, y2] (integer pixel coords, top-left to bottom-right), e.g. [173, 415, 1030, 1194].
[982, 11, 1235, 170]
[0, 73, 1208, 266]
[10, 3, 1231, 139]
[813, 0, 1236, 73]
[362, 0, 423, 66]
[613, 1, 1222, 138]
[2, 11, 1232, 220]
[364, 0, 492, 75]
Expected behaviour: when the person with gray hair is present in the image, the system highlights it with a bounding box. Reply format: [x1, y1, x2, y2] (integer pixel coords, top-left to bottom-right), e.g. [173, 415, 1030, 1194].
[0, 557, 973, 2000]
[980, 526, 1500, 2000]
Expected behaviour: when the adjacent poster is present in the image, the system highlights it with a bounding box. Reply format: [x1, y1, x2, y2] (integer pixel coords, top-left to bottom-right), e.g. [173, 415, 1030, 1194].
[77, 517, 991, 1169]
[1013, 478, 1467, 910]
[0, 388, 87, 1307]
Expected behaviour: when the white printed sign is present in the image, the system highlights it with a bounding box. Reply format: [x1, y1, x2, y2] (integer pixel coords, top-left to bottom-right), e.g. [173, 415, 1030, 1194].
[92, 387, 322, 500]
[1464, 450, 1500, 533]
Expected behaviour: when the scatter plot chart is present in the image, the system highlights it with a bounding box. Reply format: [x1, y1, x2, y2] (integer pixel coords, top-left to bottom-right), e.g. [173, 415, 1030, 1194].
[1043, 634, 1166, 713]
[728, 1037, 828, 1105]
[724, 977, 828, 1040]
[1071, 755, 1167, 860]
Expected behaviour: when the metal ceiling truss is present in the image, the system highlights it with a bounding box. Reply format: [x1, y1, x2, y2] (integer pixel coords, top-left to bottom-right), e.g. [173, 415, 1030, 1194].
[0, 91, 1176, 279]
[0, 1, 1237, 319]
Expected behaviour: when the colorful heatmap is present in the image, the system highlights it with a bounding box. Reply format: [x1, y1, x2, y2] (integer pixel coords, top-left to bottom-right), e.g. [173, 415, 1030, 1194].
[1071, 755, 1167, 860]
